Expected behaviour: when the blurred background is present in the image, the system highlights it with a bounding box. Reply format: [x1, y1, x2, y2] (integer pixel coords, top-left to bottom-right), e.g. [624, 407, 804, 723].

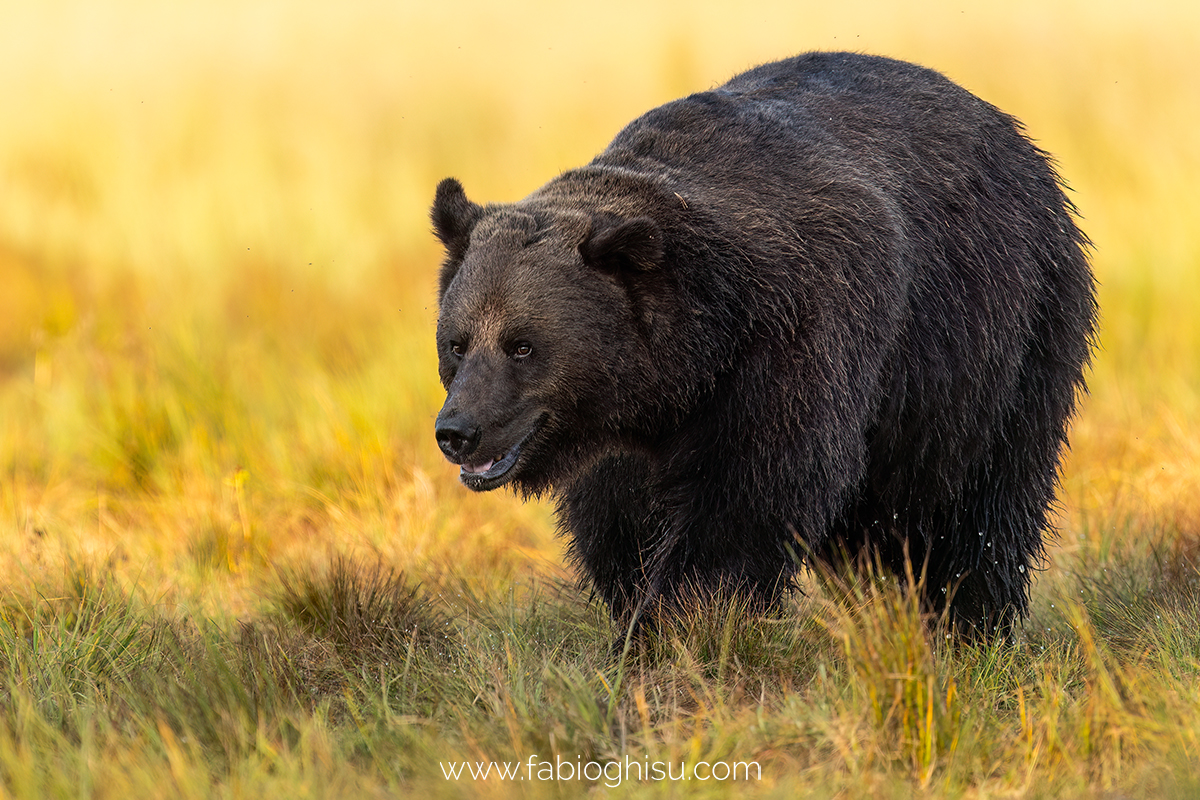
[1, 0, 1196, 610]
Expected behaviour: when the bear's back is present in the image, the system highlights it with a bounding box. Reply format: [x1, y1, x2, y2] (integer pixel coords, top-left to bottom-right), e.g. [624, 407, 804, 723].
[719, 51, 967, 103]
[595, 51, 1007, 201]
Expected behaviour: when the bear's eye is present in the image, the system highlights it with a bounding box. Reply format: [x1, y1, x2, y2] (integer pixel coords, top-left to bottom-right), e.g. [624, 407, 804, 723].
[511, 342, 533, 359]
[449, 341, 466, 358]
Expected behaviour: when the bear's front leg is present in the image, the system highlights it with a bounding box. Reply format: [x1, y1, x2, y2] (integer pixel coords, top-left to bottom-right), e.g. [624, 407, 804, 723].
[556, 453, 658, 622]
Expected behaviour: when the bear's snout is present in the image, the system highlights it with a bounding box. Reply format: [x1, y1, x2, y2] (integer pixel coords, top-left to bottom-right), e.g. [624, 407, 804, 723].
[434, 411, 481, 463]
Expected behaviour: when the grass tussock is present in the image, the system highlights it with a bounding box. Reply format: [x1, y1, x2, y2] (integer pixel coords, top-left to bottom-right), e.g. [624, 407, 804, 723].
[2, 0, 1199, 796]
[275, 555, 458, 664]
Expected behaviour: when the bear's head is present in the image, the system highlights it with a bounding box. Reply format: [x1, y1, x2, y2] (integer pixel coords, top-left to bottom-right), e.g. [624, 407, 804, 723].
[430, 177, 668, 494]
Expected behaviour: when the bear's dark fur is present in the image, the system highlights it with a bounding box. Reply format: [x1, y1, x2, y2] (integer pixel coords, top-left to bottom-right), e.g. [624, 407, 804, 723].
[430, 52, 1097, 636]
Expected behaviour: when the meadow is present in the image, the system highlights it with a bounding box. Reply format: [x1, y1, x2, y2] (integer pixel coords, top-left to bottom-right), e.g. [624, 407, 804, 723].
[1, 0, 1198, 796]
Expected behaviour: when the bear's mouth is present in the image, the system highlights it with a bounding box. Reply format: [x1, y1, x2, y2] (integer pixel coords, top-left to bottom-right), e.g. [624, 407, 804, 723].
[458, 419, 543, 492]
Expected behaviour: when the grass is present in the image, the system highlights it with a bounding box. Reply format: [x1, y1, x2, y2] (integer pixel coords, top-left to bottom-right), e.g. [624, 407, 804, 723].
[2, 0, 1199, 796]
[2, 556, 1199, 797]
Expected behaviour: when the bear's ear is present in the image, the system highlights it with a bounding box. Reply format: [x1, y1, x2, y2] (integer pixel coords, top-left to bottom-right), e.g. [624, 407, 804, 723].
[579, 216, 663, 274]
[431, 178, 483, 263]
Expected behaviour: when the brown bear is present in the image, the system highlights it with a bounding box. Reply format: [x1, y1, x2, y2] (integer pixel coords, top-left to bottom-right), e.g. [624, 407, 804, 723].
[430, 51, 1097, 636]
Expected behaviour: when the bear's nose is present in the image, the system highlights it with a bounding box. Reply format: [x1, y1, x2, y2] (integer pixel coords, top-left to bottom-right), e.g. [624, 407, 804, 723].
[435, 415, 481, 462]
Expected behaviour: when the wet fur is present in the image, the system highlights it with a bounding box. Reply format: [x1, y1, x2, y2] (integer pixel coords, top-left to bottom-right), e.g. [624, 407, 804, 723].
[431, 52, 1097, 636]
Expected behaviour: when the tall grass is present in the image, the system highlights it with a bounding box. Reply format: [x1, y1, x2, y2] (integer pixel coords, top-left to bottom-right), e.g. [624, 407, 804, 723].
[1, 0, 1198, 796]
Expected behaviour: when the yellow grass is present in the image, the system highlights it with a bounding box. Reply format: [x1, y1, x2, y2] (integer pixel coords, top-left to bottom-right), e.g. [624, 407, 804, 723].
[0, 7, 1198, 790]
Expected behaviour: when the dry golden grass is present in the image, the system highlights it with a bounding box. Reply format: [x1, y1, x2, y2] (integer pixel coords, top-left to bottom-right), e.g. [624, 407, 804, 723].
[1, 0, 1198, 796]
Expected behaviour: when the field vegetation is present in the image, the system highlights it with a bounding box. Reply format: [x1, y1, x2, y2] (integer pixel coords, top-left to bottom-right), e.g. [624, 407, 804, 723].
[1, 0, 1198, 796]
